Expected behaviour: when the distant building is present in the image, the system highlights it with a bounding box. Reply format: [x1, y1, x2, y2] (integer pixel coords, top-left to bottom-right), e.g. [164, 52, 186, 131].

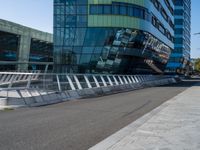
[0, 19, 53, 71]
[166, 0, 191, 74]
[54, 0, 174, 74]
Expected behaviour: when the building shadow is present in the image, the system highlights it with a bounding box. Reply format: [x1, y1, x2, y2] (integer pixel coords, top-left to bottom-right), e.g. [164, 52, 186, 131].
[157, 78, 200, 88]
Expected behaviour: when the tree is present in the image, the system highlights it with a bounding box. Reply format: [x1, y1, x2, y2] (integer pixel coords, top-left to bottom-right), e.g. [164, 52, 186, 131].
[194, 58, 200, 72]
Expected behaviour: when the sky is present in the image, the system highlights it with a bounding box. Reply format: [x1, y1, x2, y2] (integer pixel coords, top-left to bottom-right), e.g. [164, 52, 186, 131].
[0, 0, 199, 58]
[0, 0, 53, 33]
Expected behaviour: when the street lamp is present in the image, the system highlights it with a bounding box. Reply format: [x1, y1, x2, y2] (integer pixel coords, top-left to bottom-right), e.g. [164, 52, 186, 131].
[194, 33, 200, 35]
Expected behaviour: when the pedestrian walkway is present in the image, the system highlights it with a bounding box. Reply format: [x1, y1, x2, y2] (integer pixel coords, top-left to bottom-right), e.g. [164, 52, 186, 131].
[89, 82, 200, 150]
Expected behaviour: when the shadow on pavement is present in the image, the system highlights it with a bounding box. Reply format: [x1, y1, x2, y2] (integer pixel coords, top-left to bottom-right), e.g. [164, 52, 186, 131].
[159, 78, 200, 88]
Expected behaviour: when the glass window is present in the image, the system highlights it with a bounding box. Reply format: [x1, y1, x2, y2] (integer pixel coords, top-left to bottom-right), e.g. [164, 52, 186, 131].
[82, 47, 94, 54]
[90, 5, 104, 14]
[84, 28, 101, 46]
[175, 29, 183, 34]
[90, 5, 98, 14]
[77, 5, 88, 15]
[175, 38, 184, 44]
[175, 0, 183, 6]
[152, 16, 157, 27]
[174, 10, 183, 15]
[175, 19, 183, 25]
[103, 5, 112, 14]
[94, 47, 103, 54]
[153, 0, 160, 10]
[97, 5, 103, 14]
[128, 6, 133, 16]
[76, 15, 87, 27]
[79, 54, 92, 64]
[161, 9, 168, 21]
[159, 25, 165, 34]
[134, 8, 144, 19]
[120, 5, 127, 15]
[89, 3, 147, 20]
[112, 5, 120, 14]
[73, 47, 82, 54]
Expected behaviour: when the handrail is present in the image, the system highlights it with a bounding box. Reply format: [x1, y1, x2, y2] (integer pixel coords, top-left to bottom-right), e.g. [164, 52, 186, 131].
[0, 71, 172, 92]
[0, 71, 158, 76]
[0, 72, 175, 105]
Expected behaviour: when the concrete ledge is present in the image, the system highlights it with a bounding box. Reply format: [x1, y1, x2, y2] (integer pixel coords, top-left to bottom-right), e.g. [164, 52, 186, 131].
[6, 98, 26, 106]
[0, 78, 177, 108]
[0, 98, 7, 106]
[67, 90, 80, 99]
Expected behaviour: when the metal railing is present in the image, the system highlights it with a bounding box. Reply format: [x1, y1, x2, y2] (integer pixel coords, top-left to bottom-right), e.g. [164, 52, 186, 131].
[0, 72, 172, 100]
[0, 72, 164, 90]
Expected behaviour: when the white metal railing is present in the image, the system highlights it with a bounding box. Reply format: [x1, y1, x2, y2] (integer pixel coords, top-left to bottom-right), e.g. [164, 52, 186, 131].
[0, 72, 170, 94]
[0, 71, 41, 87]
[0, 72, 176, 106]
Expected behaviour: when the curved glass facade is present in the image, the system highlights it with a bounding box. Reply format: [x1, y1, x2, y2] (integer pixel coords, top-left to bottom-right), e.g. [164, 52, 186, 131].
[54, 0, 174, 74]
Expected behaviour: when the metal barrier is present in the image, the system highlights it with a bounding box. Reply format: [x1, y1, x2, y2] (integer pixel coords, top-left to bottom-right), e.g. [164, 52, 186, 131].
[0, 72, 175, 107]
[0, 72, 164, 91]
[0, 71, 41, 87]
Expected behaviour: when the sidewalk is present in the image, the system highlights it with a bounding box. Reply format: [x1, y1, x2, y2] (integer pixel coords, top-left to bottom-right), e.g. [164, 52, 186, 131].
[89, 82, 200, 150]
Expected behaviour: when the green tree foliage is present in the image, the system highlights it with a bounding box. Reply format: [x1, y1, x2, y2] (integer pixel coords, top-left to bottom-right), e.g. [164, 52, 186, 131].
[195, 58, 200, 72]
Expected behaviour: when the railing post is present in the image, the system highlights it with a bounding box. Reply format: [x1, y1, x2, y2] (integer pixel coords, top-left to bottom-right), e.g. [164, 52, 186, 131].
[26, 75, 33, 89]
[127, 76, 132, 84]
[100, 76, 107, 87]
[18, 74, 23, 81]
[34, 71, 40, 80]
[139, 75, 143, 83]
[93, 76, 100, 87]
[43, 64, 49, 90]
[84, 75, 92, 89]
[56, 75, 62, 92]
[142, 75, 146, 81]
[44, 64, 49, 74]
[5, 74, 11, 82]
[130, 76, 136, 83]
[74, 75, 82, 90]
[118, 76, 124, 85]
[107, 75, 113, 86]
[8, 75, 16, 88]
[66, 75, 76, 90]
[0, 74, 7, 83]
[134, 76, 139, 83]
[113, 76, 119, 85]
[123, 76, 128, 84]
[22, 74, 28, 81]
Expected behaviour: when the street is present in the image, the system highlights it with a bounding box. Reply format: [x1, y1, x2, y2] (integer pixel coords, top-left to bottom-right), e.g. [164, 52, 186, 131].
[0, 80, 197, 150]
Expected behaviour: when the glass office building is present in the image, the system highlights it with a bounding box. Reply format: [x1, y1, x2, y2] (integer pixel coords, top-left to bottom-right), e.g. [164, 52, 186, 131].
[54, 0, 174, 74]
[166, 0, 191, 74]
[0, 19, 53, 71]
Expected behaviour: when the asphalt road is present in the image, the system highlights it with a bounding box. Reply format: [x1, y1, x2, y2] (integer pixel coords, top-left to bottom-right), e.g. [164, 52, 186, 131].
[0, 80, 198, 150]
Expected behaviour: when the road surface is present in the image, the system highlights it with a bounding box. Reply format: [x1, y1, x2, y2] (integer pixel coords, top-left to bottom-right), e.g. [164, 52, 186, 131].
[0, 79, 197, 150]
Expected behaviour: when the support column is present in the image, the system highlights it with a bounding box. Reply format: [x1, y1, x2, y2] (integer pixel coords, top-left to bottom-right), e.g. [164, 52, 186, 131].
[17, 35, 31, 71]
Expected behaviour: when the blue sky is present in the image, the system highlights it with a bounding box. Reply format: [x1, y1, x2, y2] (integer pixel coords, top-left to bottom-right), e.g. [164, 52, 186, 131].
[0, 0, 199, 58]
[0, 0, 53, 33]
[191, 0, 200, 58]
